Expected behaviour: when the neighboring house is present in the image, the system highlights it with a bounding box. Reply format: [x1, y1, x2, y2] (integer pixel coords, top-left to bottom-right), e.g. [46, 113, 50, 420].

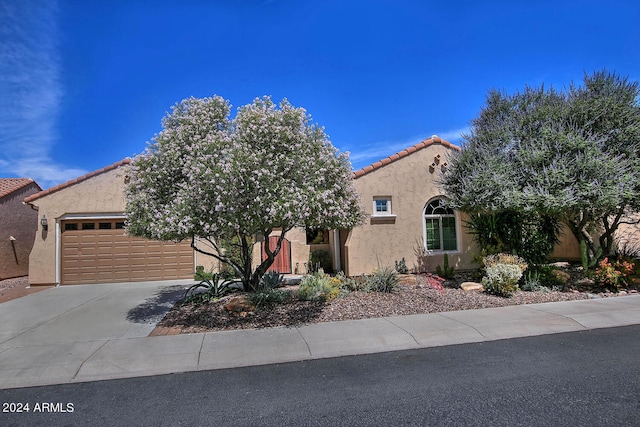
[24, 160, 212, 286]
[0, 178, 41, 280]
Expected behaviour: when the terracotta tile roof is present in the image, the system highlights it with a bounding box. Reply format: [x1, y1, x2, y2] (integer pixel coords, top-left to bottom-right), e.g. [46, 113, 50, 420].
[24, 158, 131, 204]
[351, 135, 461, 179]
[0, 178, 40, 199]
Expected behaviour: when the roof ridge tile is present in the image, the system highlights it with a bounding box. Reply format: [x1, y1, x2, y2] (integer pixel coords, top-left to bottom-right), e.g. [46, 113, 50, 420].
[351, 136, 460, 179]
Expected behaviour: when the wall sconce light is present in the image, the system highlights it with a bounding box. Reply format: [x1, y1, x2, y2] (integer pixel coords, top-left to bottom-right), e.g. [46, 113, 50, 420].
[41, 215, 48, 231]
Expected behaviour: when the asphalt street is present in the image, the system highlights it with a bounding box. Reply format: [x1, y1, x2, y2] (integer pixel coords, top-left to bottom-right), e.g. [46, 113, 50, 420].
[2, 325, 639, 427]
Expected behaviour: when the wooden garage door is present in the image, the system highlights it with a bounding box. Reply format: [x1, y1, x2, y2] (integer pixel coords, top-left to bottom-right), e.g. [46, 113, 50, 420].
[61, 219, 193, 285]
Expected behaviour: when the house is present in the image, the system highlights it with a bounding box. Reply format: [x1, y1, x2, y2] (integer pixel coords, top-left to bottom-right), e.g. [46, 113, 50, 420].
[0, 178, 42, 279]
[24, 160, 210, 286]
[25, 137, 585, 286]
[256, 136, 582, 276]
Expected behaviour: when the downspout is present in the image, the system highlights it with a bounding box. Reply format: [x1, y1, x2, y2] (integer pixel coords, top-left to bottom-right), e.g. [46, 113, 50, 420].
[332, 229, 341, 272]
[55, 219, 61, 286]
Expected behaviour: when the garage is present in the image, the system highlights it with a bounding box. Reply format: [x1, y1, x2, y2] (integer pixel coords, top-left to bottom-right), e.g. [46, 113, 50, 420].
[24, 159, 206, 286]
[60, 218, 193, 285]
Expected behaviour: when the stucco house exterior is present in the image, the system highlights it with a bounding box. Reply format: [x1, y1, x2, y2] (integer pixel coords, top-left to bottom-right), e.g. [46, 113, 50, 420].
[0, 178, 41, 279]
[24, 160, 204, 286]
[26, 136, 587, 286]
[256, 136, 582, 276]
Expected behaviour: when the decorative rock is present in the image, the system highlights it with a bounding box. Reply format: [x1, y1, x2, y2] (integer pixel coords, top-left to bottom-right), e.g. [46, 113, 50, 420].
[225, 296, 256, 314]
[576, 278, 595, 286]
[460, 282, 484, 292]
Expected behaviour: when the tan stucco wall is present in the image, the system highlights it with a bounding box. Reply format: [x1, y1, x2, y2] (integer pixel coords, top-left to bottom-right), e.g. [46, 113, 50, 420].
[345, 143, 479, 276]
[550, 224, 581, 261]
[0, 183, 40, 279]
[27, 168, 130, 285]
[616, 214, 640, 255]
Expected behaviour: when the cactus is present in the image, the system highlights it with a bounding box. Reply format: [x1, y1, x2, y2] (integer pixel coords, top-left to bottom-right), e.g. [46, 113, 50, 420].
[581, 240, 603, 270]
[436, 253, 455, 279]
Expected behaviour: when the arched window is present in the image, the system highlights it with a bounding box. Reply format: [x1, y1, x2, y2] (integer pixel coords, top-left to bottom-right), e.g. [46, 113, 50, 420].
[423, 199, 458, 252]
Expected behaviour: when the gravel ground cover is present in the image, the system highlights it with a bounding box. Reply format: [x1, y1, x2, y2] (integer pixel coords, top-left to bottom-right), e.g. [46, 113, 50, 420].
[0, 276, 29, 292]
[158, 284, 592, 334]
[158, 265, 634, 334]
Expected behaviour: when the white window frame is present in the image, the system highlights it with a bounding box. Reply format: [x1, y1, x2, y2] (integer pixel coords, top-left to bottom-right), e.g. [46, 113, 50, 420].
[422, 198, 459, 253]
[372, 196, 395, 217]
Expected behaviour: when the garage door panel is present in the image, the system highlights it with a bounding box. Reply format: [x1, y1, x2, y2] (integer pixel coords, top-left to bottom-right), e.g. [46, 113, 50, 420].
[61, 219, 193, 285]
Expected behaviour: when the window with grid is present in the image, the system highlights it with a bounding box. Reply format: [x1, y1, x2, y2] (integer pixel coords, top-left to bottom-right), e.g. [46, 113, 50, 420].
[372, 197, 392, 216]
[423, 199, 457, 251]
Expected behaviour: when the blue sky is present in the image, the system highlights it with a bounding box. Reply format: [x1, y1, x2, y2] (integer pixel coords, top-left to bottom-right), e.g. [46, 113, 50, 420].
[2, 0, 639, 188]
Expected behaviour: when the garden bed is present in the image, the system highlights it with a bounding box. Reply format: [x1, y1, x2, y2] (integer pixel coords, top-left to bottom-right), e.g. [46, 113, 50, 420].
[155, 264, 638, 335]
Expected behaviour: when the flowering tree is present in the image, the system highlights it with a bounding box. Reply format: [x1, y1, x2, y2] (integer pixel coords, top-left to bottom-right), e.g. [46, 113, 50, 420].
[441, 71, 640, 268]
[125, 95, 364, 290]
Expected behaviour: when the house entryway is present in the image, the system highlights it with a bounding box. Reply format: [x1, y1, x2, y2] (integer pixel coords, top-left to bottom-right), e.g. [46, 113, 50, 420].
[262, 236, 292, 274]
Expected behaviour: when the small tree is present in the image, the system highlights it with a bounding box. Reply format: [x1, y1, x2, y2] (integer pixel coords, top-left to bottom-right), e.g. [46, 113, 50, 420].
[441, 71, 640, 268]
[125, 95, 364, 290]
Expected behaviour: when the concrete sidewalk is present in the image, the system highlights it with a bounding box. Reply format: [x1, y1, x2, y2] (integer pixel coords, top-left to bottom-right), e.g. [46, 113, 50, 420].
[1, 281, 639, 390]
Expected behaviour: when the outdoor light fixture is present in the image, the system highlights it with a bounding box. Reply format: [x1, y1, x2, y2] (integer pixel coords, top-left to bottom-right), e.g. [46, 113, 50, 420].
[41, 215, 48, 231]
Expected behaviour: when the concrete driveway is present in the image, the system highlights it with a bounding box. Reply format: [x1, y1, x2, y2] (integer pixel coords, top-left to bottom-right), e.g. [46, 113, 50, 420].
[0, 280, 190, 388]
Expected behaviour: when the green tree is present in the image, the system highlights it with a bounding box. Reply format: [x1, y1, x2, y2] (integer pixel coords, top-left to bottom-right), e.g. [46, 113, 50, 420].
[125, 95, 364, 291]
[441, 71, 640, 268]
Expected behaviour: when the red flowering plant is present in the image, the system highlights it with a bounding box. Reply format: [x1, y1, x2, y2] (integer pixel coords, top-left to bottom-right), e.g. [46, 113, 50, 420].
[594, 257, 635, 291]
[417, 273, 446, 293]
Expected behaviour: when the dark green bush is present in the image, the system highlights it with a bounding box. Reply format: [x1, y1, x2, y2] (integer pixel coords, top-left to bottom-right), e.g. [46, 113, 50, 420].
[247, 289, 292, 308]
[309, 250, 332, 273]
[519, 265, 566, 290]
[466, 211, 561, 264]
[436, 253, 455, 279]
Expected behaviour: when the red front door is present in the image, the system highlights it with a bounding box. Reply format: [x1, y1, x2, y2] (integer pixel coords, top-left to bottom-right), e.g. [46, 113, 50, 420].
[262, 236, 291, 274]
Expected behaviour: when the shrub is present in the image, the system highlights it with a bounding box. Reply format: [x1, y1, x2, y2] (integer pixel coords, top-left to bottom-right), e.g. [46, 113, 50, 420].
[436, 253, 455, 279]
[297, 272, 341, 301]
[257, 271, 284, 291]
[339, 273, 368, 292]
[519, 265, 566, 291]
[309, 250, 332, 273]
[482, 253, 527, 297]
[595, 257, 635, 290]
[366, 266, 400, 293]
[194, 265, 214, 281]
[247, 289, 292, 308]
[394, 258, 409, 274]
[465, 211, 561, 264]
[182, 273, 234, 305]
[330, 271, 362, 292]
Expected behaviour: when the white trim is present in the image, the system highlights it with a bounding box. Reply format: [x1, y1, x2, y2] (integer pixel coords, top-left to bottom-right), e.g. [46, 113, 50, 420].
[58, 212, 126, 221]
[55, 219, 61, 286]
[422, 199, 460, 254]
[372, 196, 392, 216]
